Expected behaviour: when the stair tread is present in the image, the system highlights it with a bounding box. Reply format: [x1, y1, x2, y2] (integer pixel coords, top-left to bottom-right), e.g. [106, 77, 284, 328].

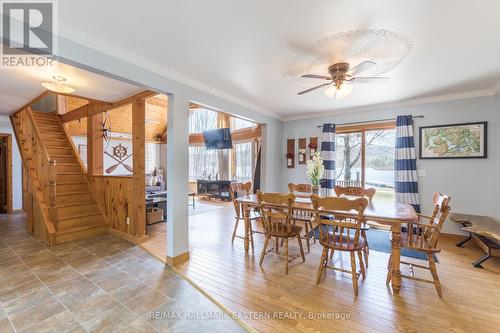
[57, 181, 87, 185]
[57, 191, 91, 196]
[56, 200, 95, 208]
[56, 223, 106, 235]
[58, 211, 102, 221]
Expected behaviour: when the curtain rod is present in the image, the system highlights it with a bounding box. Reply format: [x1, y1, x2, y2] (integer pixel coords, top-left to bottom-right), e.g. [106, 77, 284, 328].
[316, 115, 424, 128]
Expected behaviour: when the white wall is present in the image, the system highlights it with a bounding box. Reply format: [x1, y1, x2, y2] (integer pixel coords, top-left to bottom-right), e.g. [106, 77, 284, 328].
[0, 116, 22, 210]
[283, 96, 497, 235]
[495, 93, 500, 219]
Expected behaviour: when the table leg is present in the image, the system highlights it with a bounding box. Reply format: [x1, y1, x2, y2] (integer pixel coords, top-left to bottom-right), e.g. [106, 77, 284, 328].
[243, 204, 250, 253]
[456, 233, 472, 247]
[390, 224, 402, 294]
[192, 194, 195, 209]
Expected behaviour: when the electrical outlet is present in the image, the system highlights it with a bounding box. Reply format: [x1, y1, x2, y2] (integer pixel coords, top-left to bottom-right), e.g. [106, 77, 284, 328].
[418, 169, 426, 177]
[126, 217, 130, 225]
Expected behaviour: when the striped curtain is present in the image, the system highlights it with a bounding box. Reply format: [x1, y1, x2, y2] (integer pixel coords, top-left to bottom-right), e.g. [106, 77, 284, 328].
[395, 115, 420, 212]
[320, 123, 336, 197]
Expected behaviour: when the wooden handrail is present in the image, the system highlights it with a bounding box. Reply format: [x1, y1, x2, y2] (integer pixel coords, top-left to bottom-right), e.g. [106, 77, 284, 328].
[26, 108, 52, 163]
[10, 110, 57, 243]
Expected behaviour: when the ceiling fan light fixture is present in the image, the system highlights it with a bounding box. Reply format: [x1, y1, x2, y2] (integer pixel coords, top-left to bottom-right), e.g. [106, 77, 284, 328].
[41, 75, 76, 94]
[324, 84, 337, 98]
[335, 82, 353, 99]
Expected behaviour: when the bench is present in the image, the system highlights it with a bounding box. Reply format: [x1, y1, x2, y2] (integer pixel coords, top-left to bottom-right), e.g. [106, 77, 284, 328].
[450, 213, 500, 268]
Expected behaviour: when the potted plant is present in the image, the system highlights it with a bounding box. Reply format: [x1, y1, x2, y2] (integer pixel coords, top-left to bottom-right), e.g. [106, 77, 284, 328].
[306, 152, 324, 194]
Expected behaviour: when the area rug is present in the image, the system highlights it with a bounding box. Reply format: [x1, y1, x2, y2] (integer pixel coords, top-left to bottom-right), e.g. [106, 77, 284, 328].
[311, 227, 437, 261]
[189, 200, 224, 216]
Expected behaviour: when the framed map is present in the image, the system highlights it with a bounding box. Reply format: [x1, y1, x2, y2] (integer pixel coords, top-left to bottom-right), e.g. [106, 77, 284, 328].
[419, 122, 487, 159]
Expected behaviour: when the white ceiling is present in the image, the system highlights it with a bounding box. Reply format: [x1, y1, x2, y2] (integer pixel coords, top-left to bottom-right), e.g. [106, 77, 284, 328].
[3, 1, 500, 119]
[56, 0, 500, 119]
[0, 56, 143, 115]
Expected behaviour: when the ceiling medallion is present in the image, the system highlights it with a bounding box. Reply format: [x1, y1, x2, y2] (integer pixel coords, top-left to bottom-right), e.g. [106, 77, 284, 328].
[282, 29, 413, 87]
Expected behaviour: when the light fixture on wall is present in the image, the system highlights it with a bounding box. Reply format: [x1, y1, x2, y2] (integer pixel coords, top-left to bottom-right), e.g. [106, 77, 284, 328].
[41, 75, 76, 94]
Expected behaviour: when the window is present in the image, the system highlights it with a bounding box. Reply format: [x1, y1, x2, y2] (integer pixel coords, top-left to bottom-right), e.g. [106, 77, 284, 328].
[189, 146, 219, 181]
[335, 133, 362, 187]
[365, 129, 395, 204]
[189, 108, 218, 133]
[232, 117, 254, 130]
[334, 125, 396, 204]
[234, 142, 252, 181]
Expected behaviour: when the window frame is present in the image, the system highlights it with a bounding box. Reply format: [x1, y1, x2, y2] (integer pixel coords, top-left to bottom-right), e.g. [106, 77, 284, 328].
[335, 121, 395, 188]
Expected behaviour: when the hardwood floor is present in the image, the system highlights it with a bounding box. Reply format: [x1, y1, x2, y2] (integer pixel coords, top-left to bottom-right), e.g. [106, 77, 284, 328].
[145, 202, 500, 333]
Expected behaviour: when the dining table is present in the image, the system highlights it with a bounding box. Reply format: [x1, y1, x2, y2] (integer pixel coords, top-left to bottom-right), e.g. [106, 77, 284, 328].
[235, 194, 418, 295]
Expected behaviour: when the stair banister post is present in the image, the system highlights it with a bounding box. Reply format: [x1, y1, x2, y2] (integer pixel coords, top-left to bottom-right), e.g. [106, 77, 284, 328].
[48, 160, 57, 226]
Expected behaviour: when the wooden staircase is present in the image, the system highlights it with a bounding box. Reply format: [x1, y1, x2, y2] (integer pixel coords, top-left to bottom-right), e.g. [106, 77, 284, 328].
[11, 109, 107, 244]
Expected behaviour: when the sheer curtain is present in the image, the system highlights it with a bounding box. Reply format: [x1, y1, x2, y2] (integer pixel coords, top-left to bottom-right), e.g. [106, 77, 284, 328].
[234, 142, 252, 182]
[189, 108, 218, 133]
[189, 146, 218, 181]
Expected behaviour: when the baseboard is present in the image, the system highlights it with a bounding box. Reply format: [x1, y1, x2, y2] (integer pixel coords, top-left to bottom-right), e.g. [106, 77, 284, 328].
[166, 251, 190, 265]
[107, 228, 149, 244]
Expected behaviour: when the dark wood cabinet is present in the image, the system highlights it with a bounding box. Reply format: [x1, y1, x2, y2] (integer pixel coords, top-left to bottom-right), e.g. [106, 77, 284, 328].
[197, 180, 232, 201]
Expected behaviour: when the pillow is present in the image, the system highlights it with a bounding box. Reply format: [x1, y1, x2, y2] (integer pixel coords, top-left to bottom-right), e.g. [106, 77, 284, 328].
[152, 176, 158, 185]
[145, 176, 153, 187]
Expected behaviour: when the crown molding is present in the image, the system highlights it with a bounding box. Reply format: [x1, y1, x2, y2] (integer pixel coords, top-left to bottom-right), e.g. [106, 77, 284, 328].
[59, 24, 282, 121]
[490, 81, 500, 95]
[283, 88, 499, 122]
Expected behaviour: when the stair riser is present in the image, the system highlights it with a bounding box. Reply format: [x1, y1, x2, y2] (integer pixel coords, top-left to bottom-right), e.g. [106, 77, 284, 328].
[57, 204, 99, 220]
[57, 174, 87, 183]
[49, 157, 77, 164]
[56, 193, 93, 205]
[47, 147, 73, 155]
[57, 215, 105, 230]
[56, 165, 82, 173]
[56, 183, 89, 193]
[40, 133, 67, 140]
[55, 226, 107, 244]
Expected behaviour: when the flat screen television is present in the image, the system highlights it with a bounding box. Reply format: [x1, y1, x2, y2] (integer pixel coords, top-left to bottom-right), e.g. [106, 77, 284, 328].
[203, 128, 233, 150]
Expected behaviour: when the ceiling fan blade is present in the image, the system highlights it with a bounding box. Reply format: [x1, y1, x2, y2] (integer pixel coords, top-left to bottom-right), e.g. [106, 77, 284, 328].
[351, 77, 389, 84]
[347, 61, 377, 76]
[297, 83, 330, 95]
[301, 74, 331, 80]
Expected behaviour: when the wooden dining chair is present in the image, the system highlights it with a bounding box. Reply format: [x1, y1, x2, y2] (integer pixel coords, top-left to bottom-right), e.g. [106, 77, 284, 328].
[386, 192, 451, 297]
[257, 191, 305, 274]
[334, 186, 376, 267]
[229, 182, 260, 251]
[288, 183, 316, 253]
[311, 195, 369, 296]
[288, 183, 312, 193]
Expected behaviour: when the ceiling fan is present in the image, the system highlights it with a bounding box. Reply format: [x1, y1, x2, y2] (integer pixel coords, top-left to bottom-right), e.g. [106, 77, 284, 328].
[298, 61, 389, 99]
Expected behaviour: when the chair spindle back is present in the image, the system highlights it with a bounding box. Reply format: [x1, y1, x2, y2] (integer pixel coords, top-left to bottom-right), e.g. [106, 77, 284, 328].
[311, 195, 368, 248]
[229, 182, 252, 218]
[257, 191, 296, 235]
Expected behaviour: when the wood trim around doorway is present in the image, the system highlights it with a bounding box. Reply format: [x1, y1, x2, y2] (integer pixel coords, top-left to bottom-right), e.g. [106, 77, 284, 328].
[0, 134, 13, 214]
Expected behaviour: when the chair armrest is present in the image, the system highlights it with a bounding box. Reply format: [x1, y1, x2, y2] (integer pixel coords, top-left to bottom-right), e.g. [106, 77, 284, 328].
[410, 221, 438, 229]
[416, 213, 433, 220]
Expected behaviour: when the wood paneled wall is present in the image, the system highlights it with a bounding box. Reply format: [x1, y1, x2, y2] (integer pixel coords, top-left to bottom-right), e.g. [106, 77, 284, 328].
[89, 175, 147, 242]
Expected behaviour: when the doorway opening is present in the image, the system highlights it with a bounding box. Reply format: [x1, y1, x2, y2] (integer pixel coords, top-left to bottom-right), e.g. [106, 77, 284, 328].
[0, 134, 12, 214]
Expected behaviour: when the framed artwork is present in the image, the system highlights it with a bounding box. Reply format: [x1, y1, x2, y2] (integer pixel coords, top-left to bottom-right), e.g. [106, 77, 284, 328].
[419, 122, 487, 159]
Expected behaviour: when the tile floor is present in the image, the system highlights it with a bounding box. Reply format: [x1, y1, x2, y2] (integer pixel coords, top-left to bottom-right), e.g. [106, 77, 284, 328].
[0, 214, 245, 332]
